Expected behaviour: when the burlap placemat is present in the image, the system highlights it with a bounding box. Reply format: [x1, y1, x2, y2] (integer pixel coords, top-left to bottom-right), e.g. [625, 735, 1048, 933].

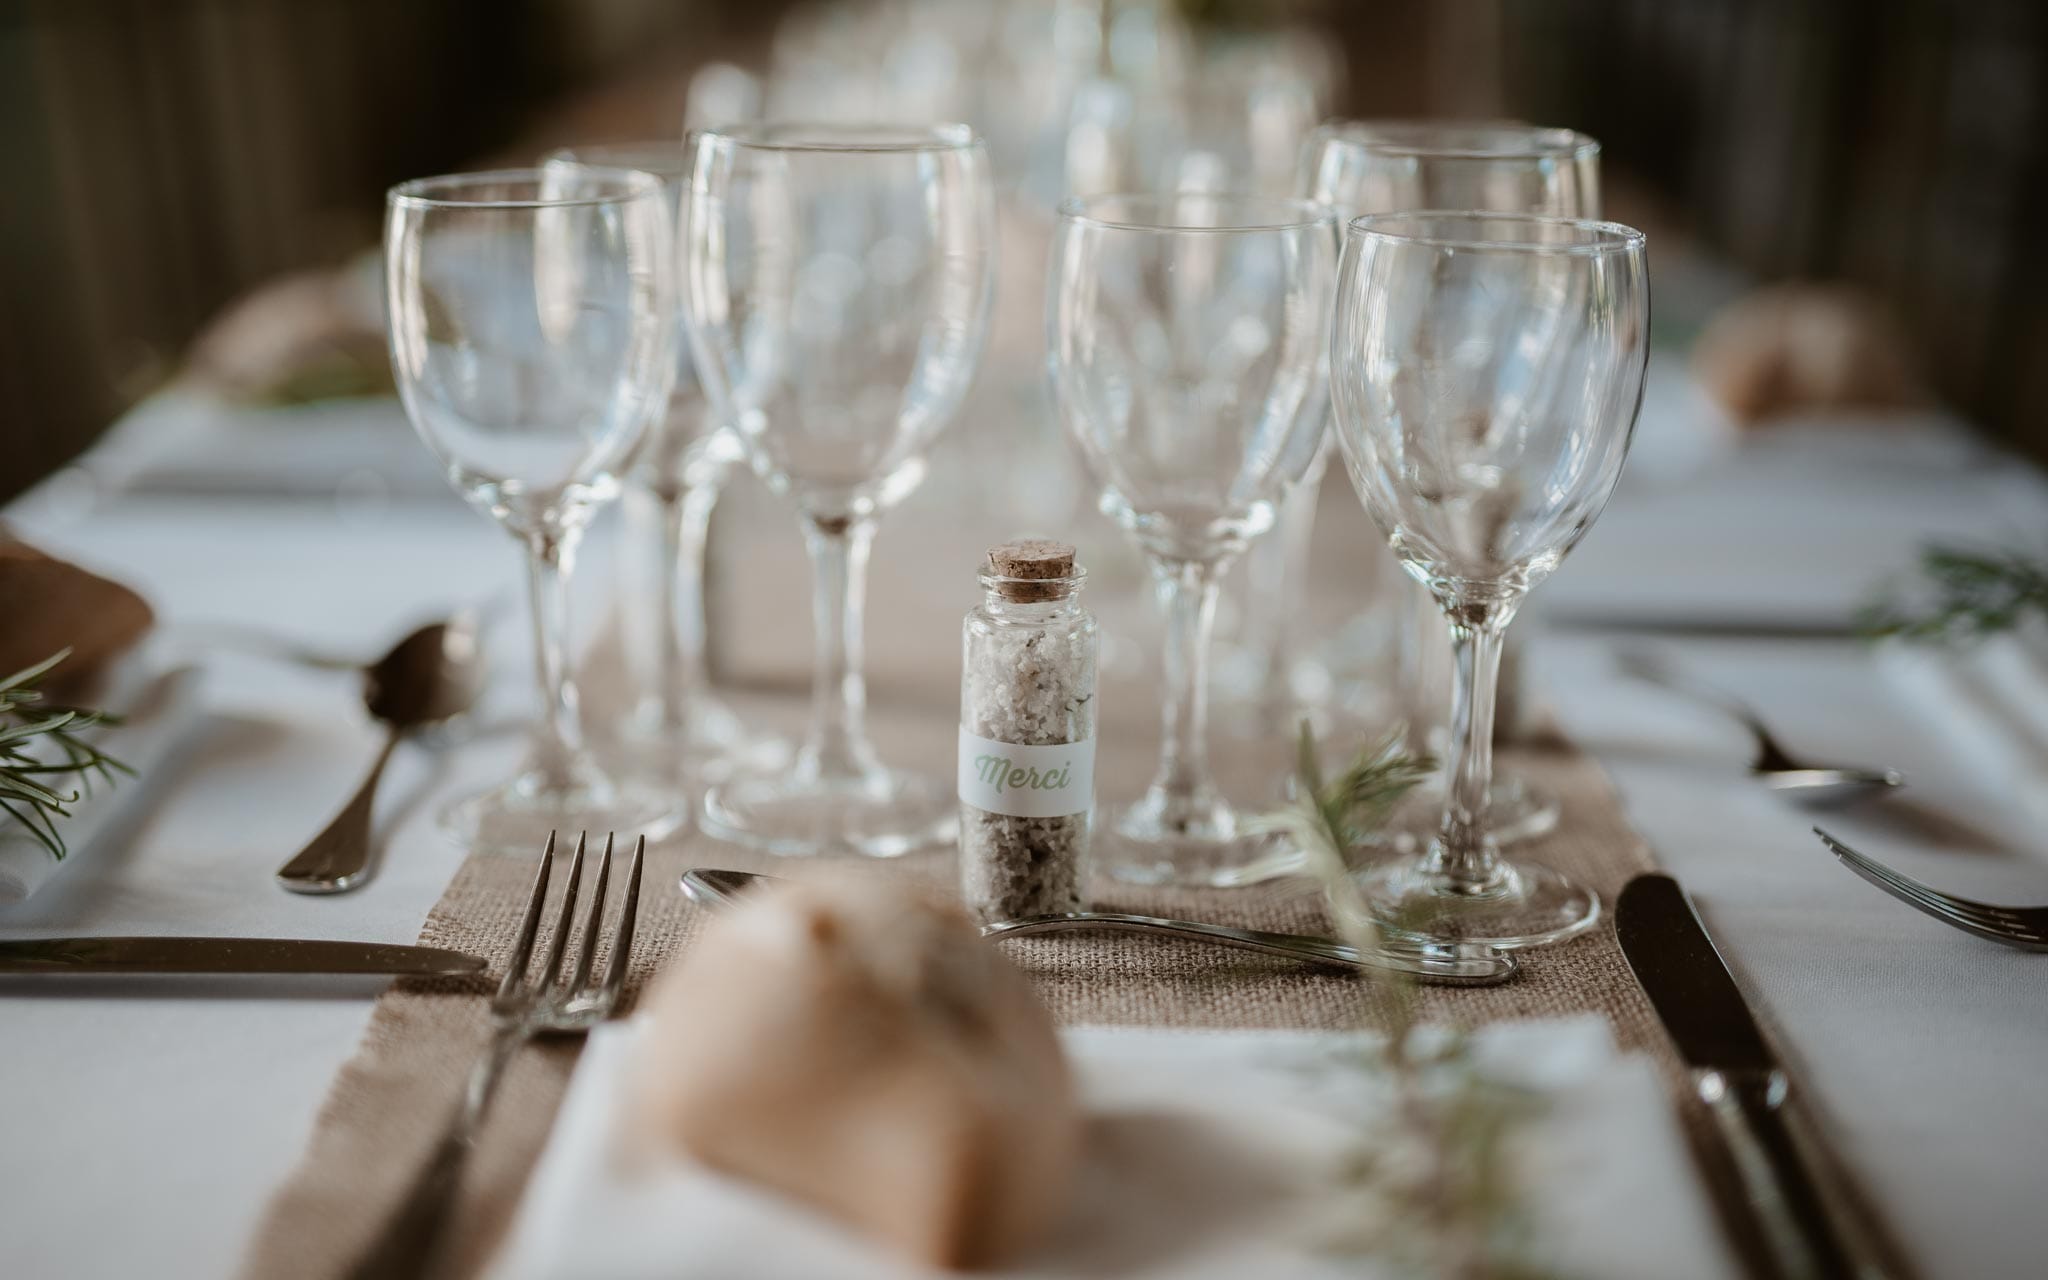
[237, 669, 1676, 1280]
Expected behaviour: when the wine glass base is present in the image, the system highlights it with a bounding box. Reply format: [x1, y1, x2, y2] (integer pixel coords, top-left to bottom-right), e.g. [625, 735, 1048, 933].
[1351, 854, 1601, 950]
[700, 767, 955, 858]
[439, 769, 686, 855]
[1097, 799, 1278, 888]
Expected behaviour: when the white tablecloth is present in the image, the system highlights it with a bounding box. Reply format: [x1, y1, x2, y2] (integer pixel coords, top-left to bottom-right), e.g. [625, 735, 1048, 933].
[3, 393, 2046, 1278]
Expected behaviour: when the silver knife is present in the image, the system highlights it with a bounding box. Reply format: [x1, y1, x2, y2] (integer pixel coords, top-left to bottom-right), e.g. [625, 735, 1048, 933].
[1616, 874, 1912, 1280]
[0, 936, 486, 977]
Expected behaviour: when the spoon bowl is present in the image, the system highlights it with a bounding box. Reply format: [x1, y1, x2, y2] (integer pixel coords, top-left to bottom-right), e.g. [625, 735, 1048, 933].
[1755, 765, 1906, 804]
[363, 619, 488, 731]
[276, 616, 488, 893]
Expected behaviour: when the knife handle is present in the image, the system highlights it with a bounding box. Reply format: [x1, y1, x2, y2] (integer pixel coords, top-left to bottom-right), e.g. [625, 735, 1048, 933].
[1699, 1069, 1904, 1280]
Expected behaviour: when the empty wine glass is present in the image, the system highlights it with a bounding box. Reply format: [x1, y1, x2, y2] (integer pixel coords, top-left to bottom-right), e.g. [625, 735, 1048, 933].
[1329, 212, 1648, 947]
[1304, 121, 1599, 222]
[1305, 121, 1601, 844]
[385, 168, 683, 848]
[684, 123, 994, 857]
[543, 144, 785, 793]
[1050, 193, 1337, 886]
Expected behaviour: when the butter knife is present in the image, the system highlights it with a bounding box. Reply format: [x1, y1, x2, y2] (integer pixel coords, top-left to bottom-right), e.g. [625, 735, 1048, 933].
[1616, 874, 1912, 1280]
[0, 936, 486, 976]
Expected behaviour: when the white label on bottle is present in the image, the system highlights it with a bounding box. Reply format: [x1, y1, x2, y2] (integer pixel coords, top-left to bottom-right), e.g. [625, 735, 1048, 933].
[957, 728, 1095, 818]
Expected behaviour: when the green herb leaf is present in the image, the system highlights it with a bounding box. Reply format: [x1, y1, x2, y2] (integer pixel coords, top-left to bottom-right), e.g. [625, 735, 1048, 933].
[0, 650, 127, 861]
[1861, 540, 2048, 645]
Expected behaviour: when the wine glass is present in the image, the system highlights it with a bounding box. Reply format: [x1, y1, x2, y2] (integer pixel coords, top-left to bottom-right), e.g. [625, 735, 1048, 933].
[543, 144, 785, 793]
[1304, 121, 1599, 222]
[1304, 121, 1601, 844]
[1329, 212, 1649, 947]
[684, 123, 994, 857]
[384, 168, 683, 847]
[1049, 193, 1338, 886]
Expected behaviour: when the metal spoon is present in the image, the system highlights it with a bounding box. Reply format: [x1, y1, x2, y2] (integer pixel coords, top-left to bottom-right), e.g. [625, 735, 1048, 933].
[1617, 649, 1904, 804]
[276, 619, 487, 894]
[679, 868, 1517, 986]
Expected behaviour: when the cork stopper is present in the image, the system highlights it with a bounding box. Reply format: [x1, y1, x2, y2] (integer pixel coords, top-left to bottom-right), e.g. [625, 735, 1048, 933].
[984, 540, 1078, 602]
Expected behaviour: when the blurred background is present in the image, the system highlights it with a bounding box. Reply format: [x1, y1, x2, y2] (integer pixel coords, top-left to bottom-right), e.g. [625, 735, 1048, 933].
[3, 0, 2044, 503]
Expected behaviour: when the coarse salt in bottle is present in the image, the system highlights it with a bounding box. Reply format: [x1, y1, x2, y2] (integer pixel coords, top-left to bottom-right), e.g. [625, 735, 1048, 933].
[958, 540, 1098, 921]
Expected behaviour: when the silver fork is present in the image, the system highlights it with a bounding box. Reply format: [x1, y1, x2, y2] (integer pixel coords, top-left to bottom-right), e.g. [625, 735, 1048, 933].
[1813, 827, 2048, 951]
[345, 830, 646, 1280]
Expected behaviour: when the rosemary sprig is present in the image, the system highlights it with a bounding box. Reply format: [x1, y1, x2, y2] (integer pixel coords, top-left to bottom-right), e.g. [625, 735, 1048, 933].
[1859, 541, 2048, 645]
[1256, 722, 1553, 1279]
[0, 649, 131, 861]
[1252, 724, 1433, 1026]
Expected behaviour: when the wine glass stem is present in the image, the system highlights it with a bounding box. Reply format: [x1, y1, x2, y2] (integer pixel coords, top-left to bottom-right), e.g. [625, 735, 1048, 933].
[523, 522, 586, 792]
[1429, 609, 1510, 886]
[799, 513, 880, 781]
[1151, 557, 1224, 811]
[649, 479, 720, 731]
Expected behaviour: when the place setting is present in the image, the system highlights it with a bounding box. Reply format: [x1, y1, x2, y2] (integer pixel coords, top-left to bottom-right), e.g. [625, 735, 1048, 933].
[8, 6, 2048, 1280]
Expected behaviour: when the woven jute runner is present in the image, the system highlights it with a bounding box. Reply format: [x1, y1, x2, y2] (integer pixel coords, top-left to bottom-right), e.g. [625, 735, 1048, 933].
[239, 655, 1673, 1279]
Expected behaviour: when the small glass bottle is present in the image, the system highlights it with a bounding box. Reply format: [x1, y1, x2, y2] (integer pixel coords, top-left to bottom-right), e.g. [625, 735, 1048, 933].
[959, 540, 1098, 922]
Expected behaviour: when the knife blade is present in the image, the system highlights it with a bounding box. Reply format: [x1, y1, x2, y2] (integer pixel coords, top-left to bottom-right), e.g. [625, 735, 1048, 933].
[1617, 873, 1911, 1280]
[0, 936, 487, 977]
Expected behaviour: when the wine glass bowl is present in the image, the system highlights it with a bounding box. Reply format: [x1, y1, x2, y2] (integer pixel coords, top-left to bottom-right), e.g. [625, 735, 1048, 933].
[687, 122, 993, 521]
[1049, 193, 1337, 885]
[1329, 211, 1649, 947]
[1053, 195, 1333, 559]
[388, 169, 672, 530]
[1303, 122, 1600, 222]
[385, 167, 683, 848]
[1336, 213, 1646, 598]
[685, 122, 995, 857]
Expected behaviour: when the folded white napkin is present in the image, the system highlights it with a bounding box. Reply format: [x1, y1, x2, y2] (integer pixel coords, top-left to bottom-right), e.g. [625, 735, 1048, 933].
[0, 660, 206, 902]
[1879, 627, 2048, 827]
[490, 1017, 1735, 1280]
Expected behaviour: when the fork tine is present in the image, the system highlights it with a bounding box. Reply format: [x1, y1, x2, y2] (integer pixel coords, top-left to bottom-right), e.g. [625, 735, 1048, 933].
[533, 831, 588, 991]
[565, 833, 615, 994]
[1819, 830, 1983, 918]
[1823, 833, 2001, 925]
[1877, 868, 2039, 928]
[1824, 838, 2000, 935]
[598, 835, 645, 1003]
[1853, 870, 2047, 946]
[1823, 831, 2008, 912]
[496, 831, 557, 1001]
[1816, 829, 2048, 943]
[1862, 865, 2048, 943]
[1852, 857, 2003, 931]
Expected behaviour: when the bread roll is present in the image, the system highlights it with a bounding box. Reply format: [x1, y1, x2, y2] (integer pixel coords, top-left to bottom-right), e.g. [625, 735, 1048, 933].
[1691, 284, 1926, 425]
[635, 875, 1080, 1270]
